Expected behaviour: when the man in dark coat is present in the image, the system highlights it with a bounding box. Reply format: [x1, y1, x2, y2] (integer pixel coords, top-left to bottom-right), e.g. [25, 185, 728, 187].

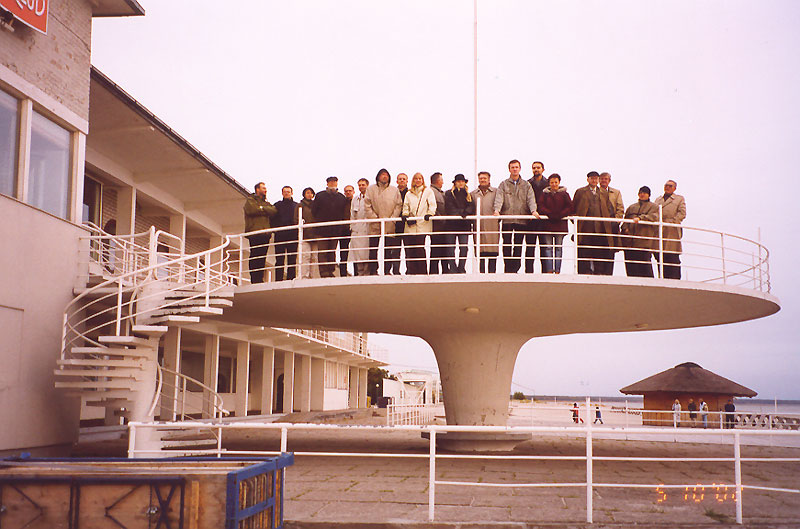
[444, 174, 475, 273]
[272, 186, 298, 281]
[312, 177, 348, 278]
[573, 171, 615, 275]
[429, 172, 449, 274]
[243, 182, 277, 283]
[527, 161, 549, 272]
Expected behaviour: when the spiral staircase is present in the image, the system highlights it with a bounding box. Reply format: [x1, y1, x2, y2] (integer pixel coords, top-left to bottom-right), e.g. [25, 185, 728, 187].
[53, 226, 236, 452]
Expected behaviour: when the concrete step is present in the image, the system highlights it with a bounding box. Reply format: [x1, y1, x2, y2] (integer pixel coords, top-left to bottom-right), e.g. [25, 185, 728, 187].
[161, 438, 218, 449]
[55, 380, 136, 390]
[147, 307, 224, 318]
[70, 346, 152, 358]
[59, 358, 143, 368]
[149, 315, 201, 324]
[84, 398, 135, 408]
[54, 368, 141, 380]
[131, 324, 168, 337]
[161, 297, 233, 308]
[98, 335, 154, 347]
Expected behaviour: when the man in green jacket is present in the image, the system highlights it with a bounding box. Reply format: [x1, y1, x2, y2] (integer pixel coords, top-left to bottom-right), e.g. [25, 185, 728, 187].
[244, 182, 278, 283]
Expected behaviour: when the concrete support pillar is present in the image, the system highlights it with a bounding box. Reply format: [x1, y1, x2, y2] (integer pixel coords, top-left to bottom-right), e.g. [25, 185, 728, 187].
[116, 186, 137, 236]
[159, 327, 181, 421]
[358, 367, 368, 408]
[15, 99, 32, 201]
[235, 341, 250, 417]
[129, 340, 161, 457]
[348, 366, 359, 409]
[259, 346, 275, 415]
[69, 132, 86, 224]
[203, 335, 220, 417]
[295, 354, 312, 413]
[310, 358, 325, 411]
[282, 351, 294, 414]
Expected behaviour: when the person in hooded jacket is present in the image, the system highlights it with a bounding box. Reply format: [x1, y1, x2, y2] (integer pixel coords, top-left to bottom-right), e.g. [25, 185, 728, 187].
[364, 168, 402, 275]
[444, 174, 476, 273]
[401, 172, 437, 274]
[295, 187, 318, 279]
[537, 174, 574, 273]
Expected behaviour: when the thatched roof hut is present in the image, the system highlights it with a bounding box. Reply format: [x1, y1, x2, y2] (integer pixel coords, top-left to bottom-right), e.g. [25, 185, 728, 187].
[620, 362, 757, 397]
[620, 362, 756, 426]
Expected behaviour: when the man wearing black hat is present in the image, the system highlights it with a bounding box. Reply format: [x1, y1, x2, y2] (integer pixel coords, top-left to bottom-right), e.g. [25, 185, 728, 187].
[312, 177, 348, 278]
[622, 186, 659, 277]
[444, 174, 476, 273]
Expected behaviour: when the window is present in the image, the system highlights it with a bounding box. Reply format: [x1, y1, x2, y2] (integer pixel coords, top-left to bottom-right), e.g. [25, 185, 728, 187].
[28, 110, 71, 219]
[0, 89, 18, 197]
[82, 175, 102, 226]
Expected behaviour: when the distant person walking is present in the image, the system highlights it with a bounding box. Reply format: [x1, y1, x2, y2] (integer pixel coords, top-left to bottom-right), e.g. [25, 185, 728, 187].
[699, 399, 709, 429]
[594, 405, 604, 424]
[724, 399, 736, 429]
[687, 398, 698, 427]
[571, 403, 583, 424]
[672, 398, 682, 427]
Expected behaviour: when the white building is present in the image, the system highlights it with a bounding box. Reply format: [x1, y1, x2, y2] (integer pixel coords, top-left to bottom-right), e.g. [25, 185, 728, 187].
[0, 1, 383, 456]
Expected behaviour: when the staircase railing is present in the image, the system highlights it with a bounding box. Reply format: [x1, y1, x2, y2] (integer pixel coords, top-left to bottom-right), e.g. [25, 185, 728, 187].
[61, 226, 235, 362]
[149, 364, 230, 421]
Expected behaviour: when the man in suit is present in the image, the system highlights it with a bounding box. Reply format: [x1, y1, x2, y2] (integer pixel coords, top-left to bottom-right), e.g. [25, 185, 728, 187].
[654, 180, 687, 279]
[599, 172, 624, 275]
[573, 171, 614, 275]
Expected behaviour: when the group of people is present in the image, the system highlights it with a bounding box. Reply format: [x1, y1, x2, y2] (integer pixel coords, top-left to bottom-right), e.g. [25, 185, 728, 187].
[242, 160, 687, 283]
[672, 398, 736, 429]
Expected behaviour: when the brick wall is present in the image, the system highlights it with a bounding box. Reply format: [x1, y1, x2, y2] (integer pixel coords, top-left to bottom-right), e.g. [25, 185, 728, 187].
[0, 0, 92, 120]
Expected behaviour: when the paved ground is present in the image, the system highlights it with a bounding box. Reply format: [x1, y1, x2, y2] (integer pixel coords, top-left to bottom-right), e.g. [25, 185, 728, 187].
[72, 404, 800, 527]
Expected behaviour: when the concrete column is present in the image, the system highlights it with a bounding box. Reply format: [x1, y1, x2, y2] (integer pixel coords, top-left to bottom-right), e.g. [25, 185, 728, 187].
[116, 186, 137, 236]
[129, 339, 161, 457]
[15, 99, 32, 201]
[310, 358, 325, 411]
[260, 346, 275, 415]
[358, 367, 368, 408]
[159, 327, 181, 421]
[295, 354, 311, 413]
[235, 341, 250, 417]
[282, 351, 294, 414]
[69, 132, 86, 224]
[348, 366, 359, 409]
[203, 335, 220, 417]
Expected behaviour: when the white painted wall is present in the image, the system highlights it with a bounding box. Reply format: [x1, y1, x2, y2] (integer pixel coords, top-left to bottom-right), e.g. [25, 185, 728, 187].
[323, 388, 349, 410]
[0, 196, 83, 454]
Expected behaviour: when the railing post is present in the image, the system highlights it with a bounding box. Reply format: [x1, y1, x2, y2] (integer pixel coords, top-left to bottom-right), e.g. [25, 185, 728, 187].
[734, 431, 743, 524]
[586, 396, 593, 524]
[720, 232, 727, 285]
[572, 219, 579, 275]
[181, 377, 187, 421]
[474, 196, 481, 274]
[204, 254, 211, 306]
[297, 218, 304, 273]
[115, 280, 123, 336]
[428, 428, 437, 522]
[281, 426, 288, 453]
[658, 205, 664, 279]
[379, 218, 386, 275]
[217, 426, 223, 458]
[148, 226, 157, 271]
[128, 423, 136, 458]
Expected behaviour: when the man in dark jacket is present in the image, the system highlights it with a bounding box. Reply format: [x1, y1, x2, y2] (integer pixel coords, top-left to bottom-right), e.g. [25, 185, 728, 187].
[272, 186, 298, 281]
[243, 182, 277, 283]
[312, 176, 348, 278]
[527, 161, 549, 272]
[444, 174, 475, 273]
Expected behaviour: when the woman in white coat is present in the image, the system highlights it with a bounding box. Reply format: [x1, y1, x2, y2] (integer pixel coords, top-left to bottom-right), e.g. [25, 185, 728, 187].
[401, 173, 437, 275]
[349, 178, 371, 276]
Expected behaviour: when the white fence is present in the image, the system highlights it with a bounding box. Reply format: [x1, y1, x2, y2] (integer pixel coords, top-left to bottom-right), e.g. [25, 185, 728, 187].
[386, 402, 438, 426]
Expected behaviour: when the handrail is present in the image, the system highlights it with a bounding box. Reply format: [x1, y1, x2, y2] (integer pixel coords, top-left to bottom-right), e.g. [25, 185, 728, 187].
[151, 364, 230, 421]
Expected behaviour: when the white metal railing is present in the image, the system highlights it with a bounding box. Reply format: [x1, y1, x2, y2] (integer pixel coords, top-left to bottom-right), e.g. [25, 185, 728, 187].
[386, 402, 438, 426]
[226, 204, 771, 293]
[128, 403, 800, 525]
[150, 364, 230, 421]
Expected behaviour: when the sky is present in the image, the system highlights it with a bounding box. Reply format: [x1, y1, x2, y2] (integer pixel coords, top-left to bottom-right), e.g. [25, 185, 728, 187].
[92, 1, 800, 398]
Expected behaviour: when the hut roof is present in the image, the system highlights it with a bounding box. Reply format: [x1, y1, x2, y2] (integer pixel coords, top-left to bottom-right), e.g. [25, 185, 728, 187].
[620, 362, 757, 397]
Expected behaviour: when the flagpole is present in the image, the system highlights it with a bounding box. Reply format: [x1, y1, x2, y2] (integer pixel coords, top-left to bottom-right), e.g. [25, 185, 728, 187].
[473, 0, 478, 180]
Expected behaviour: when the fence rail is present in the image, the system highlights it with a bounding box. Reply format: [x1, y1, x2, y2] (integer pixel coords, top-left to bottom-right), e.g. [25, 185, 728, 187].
[228, 207, 770, 293]
[129, 397, 800, 525]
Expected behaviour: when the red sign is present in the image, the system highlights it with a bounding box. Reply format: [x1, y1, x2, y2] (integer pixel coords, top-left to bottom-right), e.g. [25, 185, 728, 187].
[0, 0, 49, 35]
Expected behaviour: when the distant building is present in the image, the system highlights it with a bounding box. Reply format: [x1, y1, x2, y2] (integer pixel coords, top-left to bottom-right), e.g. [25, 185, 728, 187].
[620, 362, 756, 426]
[383, 370, 441, 405]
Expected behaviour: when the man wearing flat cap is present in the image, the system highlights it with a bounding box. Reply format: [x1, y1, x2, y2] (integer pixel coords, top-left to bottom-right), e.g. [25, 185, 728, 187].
[573, 171, 615, 275]
[622, 186, 659, 277]
[312, 176, 348, 278]
[444, 174, 475, 273]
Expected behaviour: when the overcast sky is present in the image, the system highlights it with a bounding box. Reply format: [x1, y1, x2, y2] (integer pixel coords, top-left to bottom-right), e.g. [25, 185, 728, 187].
[92, 1, 800, 399]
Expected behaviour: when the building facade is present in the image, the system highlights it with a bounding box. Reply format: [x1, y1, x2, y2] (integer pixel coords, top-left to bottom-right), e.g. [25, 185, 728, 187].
[0, 0, 383, 456]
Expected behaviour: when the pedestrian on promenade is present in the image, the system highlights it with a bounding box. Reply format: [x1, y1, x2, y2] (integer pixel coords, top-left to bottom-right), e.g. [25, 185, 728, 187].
[594, 405, 604, 424]
[699, 399, 709, 429]
[687, 397, 698, 427]
[672, 398, 682, 427]
[571, 403, 583, 424]
[724, 399, 736, 429]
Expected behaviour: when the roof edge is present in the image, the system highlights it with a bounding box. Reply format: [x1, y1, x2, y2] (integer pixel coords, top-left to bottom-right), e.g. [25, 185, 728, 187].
[90, 66, 249, 198]
[92, 0, 146, 17]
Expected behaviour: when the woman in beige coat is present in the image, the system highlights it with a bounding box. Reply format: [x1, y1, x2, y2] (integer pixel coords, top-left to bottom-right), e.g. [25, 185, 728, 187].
[402, 173, 437, 275]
